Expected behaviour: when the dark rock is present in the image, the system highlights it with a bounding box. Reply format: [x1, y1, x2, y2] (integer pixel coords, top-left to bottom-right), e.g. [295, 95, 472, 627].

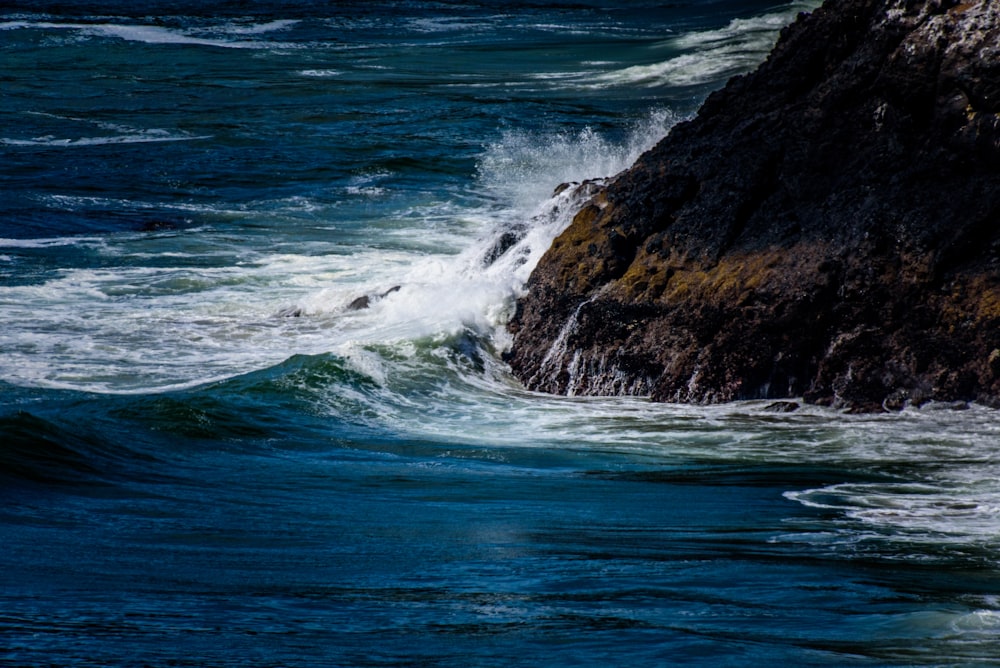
[552, 182, 576, 197]
[347, 285, 401, 311]
[347, 295, 372, 311]
[507, 0, 1000, 411]
[763, 401, 800, 413]
[482, 228, 525, 267]
[278, 285, 402, 317]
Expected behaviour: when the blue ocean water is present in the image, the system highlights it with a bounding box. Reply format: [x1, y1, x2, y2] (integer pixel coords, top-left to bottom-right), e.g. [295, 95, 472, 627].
[4, 2, 1000, 665]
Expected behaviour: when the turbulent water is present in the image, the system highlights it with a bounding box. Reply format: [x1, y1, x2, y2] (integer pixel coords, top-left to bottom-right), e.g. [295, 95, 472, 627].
[4, 2, 1000, 665]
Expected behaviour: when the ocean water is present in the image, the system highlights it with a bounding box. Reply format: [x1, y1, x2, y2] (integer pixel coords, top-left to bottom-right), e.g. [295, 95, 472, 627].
[4, 2, 1000, 665]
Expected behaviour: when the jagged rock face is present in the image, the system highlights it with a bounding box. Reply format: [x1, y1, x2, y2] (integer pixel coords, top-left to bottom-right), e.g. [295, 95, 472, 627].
[506, 0, 1000, 411]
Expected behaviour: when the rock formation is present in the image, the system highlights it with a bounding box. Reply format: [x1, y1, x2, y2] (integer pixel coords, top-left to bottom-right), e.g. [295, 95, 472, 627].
[506, 0, 1000, 411]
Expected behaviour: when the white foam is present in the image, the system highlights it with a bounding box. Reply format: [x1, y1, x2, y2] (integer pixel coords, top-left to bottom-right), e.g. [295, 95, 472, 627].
[555, 1, 821, 90]
[1, 132, 210, 147]
[299, 69, 342, 77]
[0, 235, 107, 249]
[409, 17, 489, 33]
[0, 256, 348, 392]
[90, 24, 238, 47]
[345, 186, 387, 197]
[591, 49, 762, 88]
[225, 19, 299, 35]
[786, 473, 1000, 548]
[6, 111, 211, 148]
[670, 10, 811, 51]
[343, 170, 392, 199]
[0, 20, 288, 49]
[749, 405, 1000, 558]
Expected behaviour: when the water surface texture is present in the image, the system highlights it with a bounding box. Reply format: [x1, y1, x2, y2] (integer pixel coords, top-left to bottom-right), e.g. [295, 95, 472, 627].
[5, 2, 1000, 666]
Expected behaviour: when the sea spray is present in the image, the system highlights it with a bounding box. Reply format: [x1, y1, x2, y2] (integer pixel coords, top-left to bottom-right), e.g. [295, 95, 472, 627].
[271, 108, 684, 385]
[476, 108, 678, 213]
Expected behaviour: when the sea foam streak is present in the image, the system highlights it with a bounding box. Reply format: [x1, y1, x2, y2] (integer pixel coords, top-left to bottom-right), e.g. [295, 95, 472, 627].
[2, 111, 210, 148]
[1, 133, 208, 147]
[563, 1, 821, 89]
[0, 20, 296, 48]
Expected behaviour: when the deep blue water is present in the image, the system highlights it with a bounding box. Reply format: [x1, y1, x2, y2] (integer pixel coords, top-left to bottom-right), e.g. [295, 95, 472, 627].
[5, 2, 1000, 666]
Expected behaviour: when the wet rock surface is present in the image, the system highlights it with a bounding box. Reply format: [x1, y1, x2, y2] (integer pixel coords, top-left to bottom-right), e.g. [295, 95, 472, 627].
[506, 0, 1000, 411]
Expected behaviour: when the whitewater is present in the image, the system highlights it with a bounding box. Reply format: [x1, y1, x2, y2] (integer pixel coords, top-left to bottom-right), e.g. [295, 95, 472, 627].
[4, 2, 1000, 666]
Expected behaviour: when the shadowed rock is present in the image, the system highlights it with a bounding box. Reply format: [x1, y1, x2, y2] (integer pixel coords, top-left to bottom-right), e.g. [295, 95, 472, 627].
[482, 228, 525, 268]
[507, 0, 1000, 411]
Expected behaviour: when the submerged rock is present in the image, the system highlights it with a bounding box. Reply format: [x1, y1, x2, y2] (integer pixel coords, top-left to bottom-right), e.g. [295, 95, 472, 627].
[275, 305, 305, 318]
[276, 285, 402, 317]
[764, 401, 801, 413]
[507, 0, 1000, 411]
